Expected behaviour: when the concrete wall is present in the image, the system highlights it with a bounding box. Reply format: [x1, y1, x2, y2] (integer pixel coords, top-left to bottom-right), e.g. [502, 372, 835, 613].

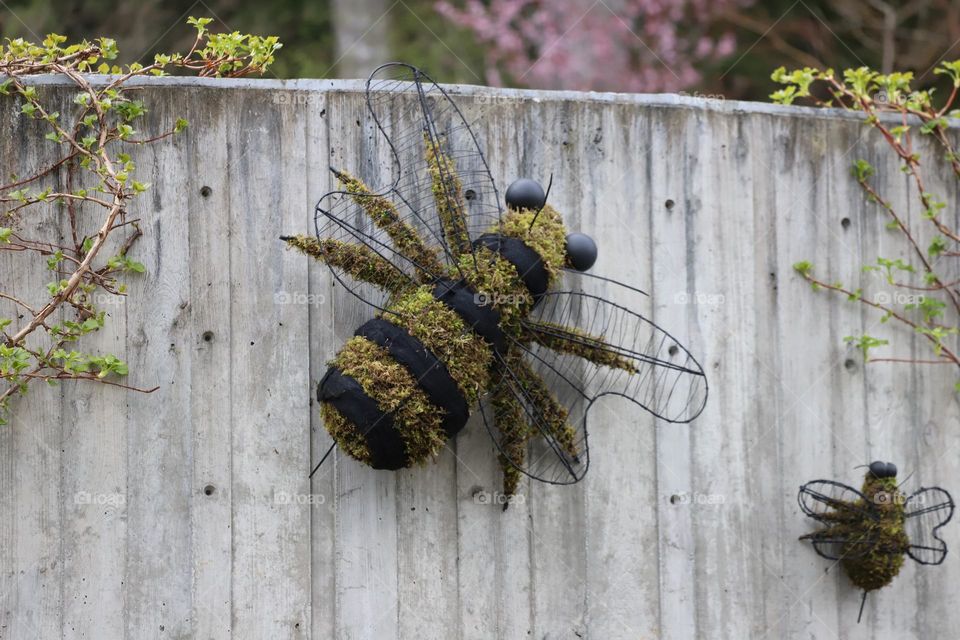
[1, 77, 958, 639]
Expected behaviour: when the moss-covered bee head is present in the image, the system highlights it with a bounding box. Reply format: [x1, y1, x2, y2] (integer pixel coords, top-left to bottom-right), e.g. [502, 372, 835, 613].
[499, 178, 598, 282]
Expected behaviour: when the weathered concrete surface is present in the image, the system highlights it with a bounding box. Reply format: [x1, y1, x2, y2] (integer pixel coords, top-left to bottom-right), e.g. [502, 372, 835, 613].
[1, 78, 959, 639]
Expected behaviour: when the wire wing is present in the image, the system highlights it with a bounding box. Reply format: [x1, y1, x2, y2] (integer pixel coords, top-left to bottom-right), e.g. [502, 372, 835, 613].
[798, 480, 882, 561]
[314, 62, 503, 311]
[479, 349, 591, 485]
[798, 480, 878, 523]
[904, 486, 955, 565]
[522, 291, 708, 423]
[479, 288, 708, 485]
[800, 529, 880, 561]
[364, 62, 503, 240]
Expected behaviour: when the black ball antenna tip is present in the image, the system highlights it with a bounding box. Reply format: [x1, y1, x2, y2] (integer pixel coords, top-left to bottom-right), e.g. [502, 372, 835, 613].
[505, 178, 546, 211]
[868, 460, 897, 478]
[566, 232, 598, 272]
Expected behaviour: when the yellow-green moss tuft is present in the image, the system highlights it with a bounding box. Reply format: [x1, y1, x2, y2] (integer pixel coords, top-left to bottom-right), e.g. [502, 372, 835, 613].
[523, 321, 639, 372]
[332, 336, 448, 465]
[425, 135, 471, 257]
[491, 352, 580, 499]
[321, 401, 373, 465]
[498, 205, 567, 282]
[493, 381, 533, 498]
[513, 357, 578, 459]
[386, 286, 492, 403]
[284, 235, 411, 293]
[456, 245, 532, 328]
[333, 169, 444, 278]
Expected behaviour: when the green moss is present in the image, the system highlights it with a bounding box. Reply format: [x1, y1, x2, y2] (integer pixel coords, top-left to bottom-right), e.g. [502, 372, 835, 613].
[492, 381, 533, 498]
[490, 352, 580, 499]
[523, 321, 638, 372]
[806, 473, 910, 592]
[321, 401, 373, 465]
[455, 245, 532, 328]
[425, 134, 471, 257]
[498, 205, 568, 283]
[841, 475, 909, 591]
[333, 169, 444, 278]
[284, 235, 412, 293]
[332, 336, 448, 465]
[386, 285, 492, 403]
[512, 357, 578, 458]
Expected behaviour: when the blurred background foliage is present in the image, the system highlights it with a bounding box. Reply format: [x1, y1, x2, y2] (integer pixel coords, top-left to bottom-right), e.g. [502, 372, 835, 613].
[0, 0, 958, 101]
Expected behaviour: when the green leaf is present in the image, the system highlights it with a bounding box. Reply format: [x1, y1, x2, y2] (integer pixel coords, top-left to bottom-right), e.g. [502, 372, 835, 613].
[935, 60, 960, 87]
[929, 235, 948, 258]
[0, 227, 11, 243]
[844, 334, 889, 362]
[852, 159, 875, 181]
[793, 261, 813, 277]
[46, 250, 63, 270]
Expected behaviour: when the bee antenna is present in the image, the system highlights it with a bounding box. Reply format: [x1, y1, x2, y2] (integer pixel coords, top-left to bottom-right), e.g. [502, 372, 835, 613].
[527, 172, 554, 230]
[857, 590, 868, 624]
[896, 470, 915, 490]
[309, 442, 337, 478]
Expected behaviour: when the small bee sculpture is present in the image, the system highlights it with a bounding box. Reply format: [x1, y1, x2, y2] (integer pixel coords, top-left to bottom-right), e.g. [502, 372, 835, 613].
[283, 63, 708, 502]
[799, 461, 955, 622]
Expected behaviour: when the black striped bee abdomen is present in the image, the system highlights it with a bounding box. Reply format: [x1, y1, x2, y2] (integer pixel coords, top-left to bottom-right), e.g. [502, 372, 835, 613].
[315, 205, 568, 470]
[317, 282, 496, 469]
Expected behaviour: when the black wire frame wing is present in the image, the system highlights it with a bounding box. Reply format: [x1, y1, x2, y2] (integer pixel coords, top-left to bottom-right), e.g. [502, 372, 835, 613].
[523, 291, 708, 423]
[478, 289, 708, 485]
[798, 479, 882, 561]
[904, 486, 955, 565]
[313, 62, 505, 312]
[800, 529, 880, 562]
[798, 479, 879, 523]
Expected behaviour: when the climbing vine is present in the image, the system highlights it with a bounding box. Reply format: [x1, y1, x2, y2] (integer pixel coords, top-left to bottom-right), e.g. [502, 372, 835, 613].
[0, 18, 280, 424]
[772, 63, 960, 387]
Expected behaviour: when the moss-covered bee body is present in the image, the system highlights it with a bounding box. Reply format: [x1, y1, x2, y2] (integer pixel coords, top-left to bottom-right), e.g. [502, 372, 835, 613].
[799, 461, 954, 621]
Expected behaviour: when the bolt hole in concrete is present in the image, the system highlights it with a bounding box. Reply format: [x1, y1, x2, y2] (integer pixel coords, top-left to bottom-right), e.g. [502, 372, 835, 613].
[669, 494, 681, 504]
[845, 358, 856, 371]
[202, 330, 214, 342]
[464, 189, 476, 200]
[200, 185, 212, 198]
[665, 198, 675, 210]
[668, 345, 679, 356]
[203, 485, 216, 496]
[841, 217, 851, 229]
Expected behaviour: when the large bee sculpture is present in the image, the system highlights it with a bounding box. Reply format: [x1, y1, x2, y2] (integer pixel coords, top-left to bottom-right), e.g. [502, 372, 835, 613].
[283, 62, 708, 501]
[799, 461, 955, 622]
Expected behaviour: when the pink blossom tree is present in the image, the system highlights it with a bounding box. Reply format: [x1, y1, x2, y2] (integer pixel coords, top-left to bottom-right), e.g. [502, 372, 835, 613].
[435, 0, 751, 92]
